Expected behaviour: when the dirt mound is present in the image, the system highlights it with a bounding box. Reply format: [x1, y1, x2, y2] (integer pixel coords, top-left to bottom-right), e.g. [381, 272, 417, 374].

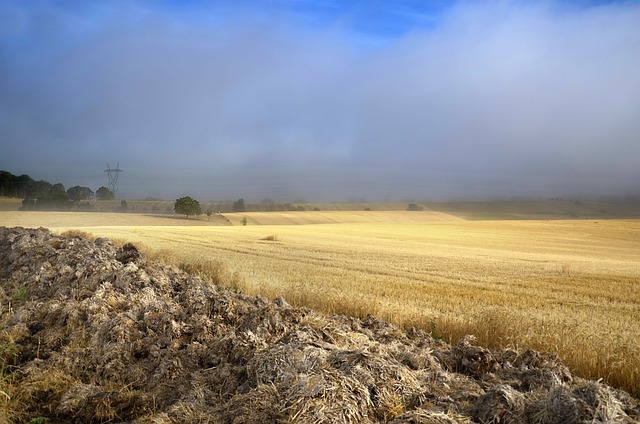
[0, 227, 638, 423]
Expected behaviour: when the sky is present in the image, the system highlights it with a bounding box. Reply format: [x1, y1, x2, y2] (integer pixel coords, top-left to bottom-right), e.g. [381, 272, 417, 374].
[1, 0, 639, 201]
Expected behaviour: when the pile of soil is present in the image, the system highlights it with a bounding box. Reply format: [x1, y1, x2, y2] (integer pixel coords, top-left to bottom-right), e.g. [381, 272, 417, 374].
[0, 226, 638, 423]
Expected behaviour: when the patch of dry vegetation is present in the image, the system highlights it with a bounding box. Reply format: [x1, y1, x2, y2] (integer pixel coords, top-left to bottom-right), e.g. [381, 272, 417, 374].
[222, 210, 462, 226]
[428, 198, 640, 220]
[0, 198, 21, 212]
[262, 234, 280, 242]
[0, 211, 231, 229]
[55, 219, 640, 395]
[1, 227, 638, 423]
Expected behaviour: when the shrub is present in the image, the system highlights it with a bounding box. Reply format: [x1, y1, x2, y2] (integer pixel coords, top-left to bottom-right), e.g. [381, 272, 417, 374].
[233, 199, 246, 212]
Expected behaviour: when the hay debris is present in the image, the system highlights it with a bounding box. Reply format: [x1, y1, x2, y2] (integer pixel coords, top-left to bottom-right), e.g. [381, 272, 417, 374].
[474, 384, 526, 423]
[0, 226, 638, 423]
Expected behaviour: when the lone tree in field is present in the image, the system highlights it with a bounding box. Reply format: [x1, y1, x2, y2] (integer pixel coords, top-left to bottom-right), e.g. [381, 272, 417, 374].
[233, 198, 246, 212]
[174, 196, 202, 219]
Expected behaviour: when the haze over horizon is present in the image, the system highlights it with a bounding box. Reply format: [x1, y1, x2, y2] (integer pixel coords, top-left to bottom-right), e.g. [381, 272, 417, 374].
[1, 0, 639, 202]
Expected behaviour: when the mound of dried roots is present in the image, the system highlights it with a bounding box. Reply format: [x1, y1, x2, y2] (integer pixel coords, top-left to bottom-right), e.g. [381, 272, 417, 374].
[0, 227, 638, 423]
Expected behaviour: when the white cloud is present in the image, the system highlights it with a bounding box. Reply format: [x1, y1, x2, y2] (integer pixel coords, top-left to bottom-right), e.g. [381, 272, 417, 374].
[1, 1, 639, 199]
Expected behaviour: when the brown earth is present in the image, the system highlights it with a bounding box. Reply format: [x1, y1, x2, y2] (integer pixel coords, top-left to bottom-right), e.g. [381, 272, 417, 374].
[0, 226, 638, 423]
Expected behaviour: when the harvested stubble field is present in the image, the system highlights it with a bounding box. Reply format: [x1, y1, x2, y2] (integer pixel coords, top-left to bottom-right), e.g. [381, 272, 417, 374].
[3, 227, 639, 422]
[1, 208, 639, 395]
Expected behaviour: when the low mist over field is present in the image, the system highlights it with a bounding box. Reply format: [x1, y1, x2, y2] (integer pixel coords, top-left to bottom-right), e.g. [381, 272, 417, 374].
[1, 0, 639, 201]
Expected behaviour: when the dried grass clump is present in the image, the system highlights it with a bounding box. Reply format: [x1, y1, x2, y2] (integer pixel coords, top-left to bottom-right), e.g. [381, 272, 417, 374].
[58, 229, 95, 240]
[389, 409, 472, 424]
[0, 226, 638, 423]
[526, 385, 582, 424]
[474, 384, 526, 423]
[262, 234, 280, 242]
[375, 387, 406, 421]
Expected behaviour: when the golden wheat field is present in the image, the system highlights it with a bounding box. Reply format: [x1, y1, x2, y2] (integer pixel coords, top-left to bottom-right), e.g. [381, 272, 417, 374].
[1, 208, 639, 393]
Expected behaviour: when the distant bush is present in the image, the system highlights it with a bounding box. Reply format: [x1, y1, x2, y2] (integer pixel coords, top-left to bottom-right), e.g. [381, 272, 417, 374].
[285, 203, 305, 211]
[75, 201, 95, 211]
[233, 199, 246, 212]
[21, 198, 36, 210]
[407, 203, 424, 211]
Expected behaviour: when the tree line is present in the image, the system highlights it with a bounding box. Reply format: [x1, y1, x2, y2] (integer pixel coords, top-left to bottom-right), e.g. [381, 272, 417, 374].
[174, 197, 247, 219]
[1, 170, 115, 211]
